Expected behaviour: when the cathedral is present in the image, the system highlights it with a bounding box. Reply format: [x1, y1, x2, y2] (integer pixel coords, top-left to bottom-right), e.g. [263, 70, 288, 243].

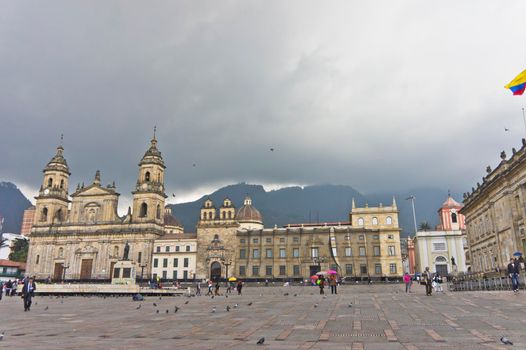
[26, 135, 181, 281]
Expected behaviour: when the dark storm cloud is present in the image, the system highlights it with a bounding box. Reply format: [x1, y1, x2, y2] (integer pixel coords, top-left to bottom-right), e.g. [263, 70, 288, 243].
[2, 1, 526, 204]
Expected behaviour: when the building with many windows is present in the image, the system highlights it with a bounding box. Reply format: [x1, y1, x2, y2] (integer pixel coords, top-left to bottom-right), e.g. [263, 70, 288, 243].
[462, 141, 526, 274]
[151, 233, 197, 281]
[20, 206, 36, 236]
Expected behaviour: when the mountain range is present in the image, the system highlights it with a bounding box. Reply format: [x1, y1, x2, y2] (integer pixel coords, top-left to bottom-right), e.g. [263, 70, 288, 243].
[0, 181, 458, 236]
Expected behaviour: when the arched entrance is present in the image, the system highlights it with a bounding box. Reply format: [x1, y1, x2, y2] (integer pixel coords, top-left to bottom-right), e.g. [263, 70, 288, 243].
[210, 261, 222, 281]
[435, 256, 448, 275]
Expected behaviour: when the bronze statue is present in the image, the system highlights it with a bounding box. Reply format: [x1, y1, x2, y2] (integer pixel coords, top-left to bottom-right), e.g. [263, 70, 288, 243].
[123, 242, 130, 260]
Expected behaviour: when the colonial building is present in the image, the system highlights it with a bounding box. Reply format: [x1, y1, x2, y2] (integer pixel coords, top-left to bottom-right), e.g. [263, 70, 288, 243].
[26, 135, 174, 281]
[20, 206, 36, 236]
[461, 140, 526, 274]
[151, 233, 197, 282]
[413, 196, 467, 275]
[195, 196, 403, 281]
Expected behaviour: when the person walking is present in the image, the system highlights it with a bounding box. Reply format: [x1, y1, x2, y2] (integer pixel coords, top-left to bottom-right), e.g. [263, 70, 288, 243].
[236, 280, 243, 295]
[5, 279, 12, 297]
[329, 275, 337, 294]
[318, 275, 325, 295]
[0, 280, 3, 300]
[508, 258, 520, 293]
[423, 267, 433, 296]
[434, 272, 444, 293]
[196, 282, 201, 296]
[22, 277, 36, 311]
[214, 281, 220, 296]
[403, 273, 412, 293]
[206, 280, 213, 296]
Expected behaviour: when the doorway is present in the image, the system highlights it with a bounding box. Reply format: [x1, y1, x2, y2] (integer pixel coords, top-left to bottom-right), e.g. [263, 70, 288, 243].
[80, 259, 93, 280]
[53, 263, 64, 281]
[210, 261, 222, 281]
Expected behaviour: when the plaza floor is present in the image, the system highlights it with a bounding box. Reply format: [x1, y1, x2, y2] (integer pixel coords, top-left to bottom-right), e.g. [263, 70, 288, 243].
[0, 284, 525, 349]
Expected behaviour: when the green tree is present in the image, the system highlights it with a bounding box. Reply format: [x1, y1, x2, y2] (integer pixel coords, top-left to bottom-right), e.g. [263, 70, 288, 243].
[418, 221, 431, 231]
[8, 238, 29, 262]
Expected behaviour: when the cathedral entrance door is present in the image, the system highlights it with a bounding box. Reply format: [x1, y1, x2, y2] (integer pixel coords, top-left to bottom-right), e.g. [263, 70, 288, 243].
[54, 263, 64, 281]
[210, 261, 222, 281]
[80, 259, 93, 280]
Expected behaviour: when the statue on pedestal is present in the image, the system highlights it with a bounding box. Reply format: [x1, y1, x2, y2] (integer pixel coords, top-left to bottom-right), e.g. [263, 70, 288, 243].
[123, 241, 130, 260]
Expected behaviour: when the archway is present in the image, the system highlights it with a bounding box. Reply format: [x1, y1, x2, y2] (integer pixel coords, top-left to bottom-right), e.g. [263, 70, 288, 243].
[435, 256, 448, 275]
[210, 261, 222, 281]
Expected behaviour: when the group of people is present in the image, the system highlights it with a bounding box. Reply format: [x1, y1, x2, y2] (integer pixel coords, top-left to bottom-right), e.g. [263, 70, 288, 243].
[315, 274, 338, 295]
[402, 268, 445, 296]
[0, 276, 37, 311]
[201, 279, 244, 296]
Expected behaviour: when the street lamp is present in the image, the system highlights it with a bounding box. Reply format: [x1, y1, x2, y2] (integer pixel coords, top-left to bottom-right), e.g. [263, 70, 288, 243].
[224, 258, 232, 282]
[62, 264, 69, 281]
[140, 263, 148, 283]
[405, 195, 418, 234]
[312, 256, 327, 273]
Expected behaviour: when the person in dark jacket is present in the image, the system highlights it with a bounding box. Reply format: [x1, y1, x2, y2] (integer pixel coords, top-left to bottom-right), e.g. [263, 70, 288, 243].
[22, 277, 36, 311]
[507, 258, 520, 293]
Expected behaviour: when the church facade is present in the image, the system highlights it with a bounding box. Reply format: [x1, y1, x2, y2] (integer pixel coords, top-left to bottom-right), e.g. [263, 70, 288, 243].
[26, 136, 179, 281]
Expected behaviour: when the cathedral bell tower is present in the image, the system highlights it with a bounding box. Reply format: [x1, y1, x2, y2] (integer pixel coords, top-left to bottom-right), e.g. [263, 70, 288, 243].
[132, 131, 167, 224]
[34, 141, 70, 225]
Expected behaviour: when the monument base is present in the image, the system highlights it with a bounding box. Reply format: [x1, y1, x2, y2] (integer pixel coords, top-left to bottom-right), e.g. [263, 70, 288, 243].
[112, 260, 137, 285]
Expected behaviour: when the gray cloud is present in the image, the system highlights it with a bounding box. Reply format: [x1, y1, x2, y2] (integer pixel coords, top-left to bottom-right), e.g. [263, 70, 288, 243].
[2, 1, 526, 204]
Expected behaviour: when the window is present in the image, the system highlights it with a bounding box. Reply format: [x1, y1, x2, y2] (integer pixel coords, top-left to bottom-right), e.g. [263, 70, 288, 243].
[58, 247, 64, 258]
[359, 235, 364, 240]
[184, 258, 189, 268]
[293, 237, 300, 243]
[331, 247, 337, 257]
[47, 178, 53, 187]
[36, 255, 40, 264]
[311, 247, 319, 258]
[293, 248, 300, 257]
[359, 247, 366, 256]
[174, 258, 178, 267]
[279, 265, 286, 275]
[372, 217, 378, 225]
[266, 265, 273, 276]
[153, 258, 158, 268]
[163, 258, 168, 268]
[165, 246, 170, 252]
[156, 246, 160, 253]
[253, 249, 260, 258]
[240, 249, 246, 259]
[266, 248, 273, 258]
[373, 246, 380, 256]
[388, 246, 396, 256]
[186, 245, 190, 252]
[162, 270, 167, 279]
[41, 207, 48, 221]
[357, 218, 364, 226]
[373, 235, 379, 240]
[433, 242, 446, 251]
[266, 237, 272, 243]
[138, 252, 142, 263]
[183, 270, 188, 280]
[360, 264, 367, 275]
[279, 248, 286, 258]
[375, 264, 382, 274]
[145, 171, 150, 182]
[253, 238, 259, 244]
[345, 247, 352, 256]
[173, 270, 178, 280]
[240, 239, 246, 244]
[252, 265, 260, 276]
[386, 216, 393, 225]
[388, 235, 394, 239]
[452, 213, 458, 223]
[279, 237, 285, 243]
[293, 265, 300, 276]
[60, 179, 64, 189]
[176, 246, 180, 252]
[156, 204, 161, 219]
[239, 266, 246, 276]
[389, 263, 397, 274]
[140, 203, 148, 217]
[345, 264, 353, 275]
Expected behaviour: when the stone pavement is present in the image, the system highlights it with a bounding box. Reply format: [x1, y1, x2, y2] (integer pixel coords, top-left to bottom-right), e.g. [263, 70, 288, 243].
[0, 284, 525, 349]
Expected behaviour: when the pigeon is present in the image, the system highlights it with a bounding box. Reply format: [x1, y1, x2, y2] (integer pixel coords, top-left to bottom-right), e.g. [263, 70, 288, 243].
[500, 336, 513, 345]
[153, 303, 157, 307]
[211, 295, 214, 299]
[348, 303, 352, 308]
[257, 337, 265, 345]
[136, 304, 142, 310]
[314, 303, 319, 308]
[166, 310, 169, 314]
[211, 307, 216, 313]
[174, 306, 179, 313]
[234, 304, 239, 308]
[226, 306, 231, 312]
[247, 302, 253, 306]
[35, 302, 38, 305]
[184, 301, 189, 305]
[225, 295, 228, 298]
[293, 294, 297, 297]
[156, 310, 159, 314]
[159, 297, 162, 300]
[284, 293, 289, 296]
[0, 331, 4, 341]
[44, 306, 49, 311]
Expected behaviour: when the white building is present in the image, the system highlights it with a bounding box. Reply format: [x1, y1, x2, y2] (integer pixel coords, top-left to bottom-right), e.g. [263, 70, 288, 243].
[152, 233, 197, 281]
[413, 196, 467, 275]
[0, 233, 28, 260]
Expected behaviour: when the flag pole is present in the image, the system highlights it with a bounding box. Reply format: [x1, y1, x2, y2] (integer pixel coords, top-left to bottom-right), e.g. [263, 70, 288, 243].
[522, 108, 526, 135]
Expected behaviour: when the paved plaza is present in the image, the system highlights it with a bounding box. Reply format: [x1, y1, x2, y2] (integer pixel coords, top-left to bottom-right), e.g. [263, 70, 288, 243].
[0, 284, 525, 349]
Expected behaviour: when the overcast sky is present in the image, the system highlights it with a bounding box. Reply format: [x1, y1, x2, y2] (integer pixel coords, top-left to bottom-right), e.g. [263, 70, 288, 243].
[2, 1, 526, 209]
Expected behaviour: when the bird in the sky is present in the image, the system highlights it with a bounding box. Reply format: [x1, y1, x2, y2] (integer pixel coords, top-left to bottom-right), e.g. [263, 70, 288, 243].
[505, 127, 510, 132]
[269, 148, 275, 152]
[192, 163, 196, 167]
[257, 337, 265, 345]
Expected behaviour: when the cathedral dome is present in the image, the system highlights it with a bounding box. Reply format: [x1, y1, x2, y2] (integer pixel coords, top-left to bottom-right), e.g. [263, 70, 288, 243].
[235, 196, 263, 223]
[164, 207, 182, 227]
[44, 145, 70, 174]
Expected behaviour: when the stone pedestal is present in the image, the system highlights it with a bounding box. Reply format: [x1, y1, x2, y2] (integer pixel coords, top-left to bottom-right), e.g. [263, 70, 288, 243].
[111, 260, 136, 285]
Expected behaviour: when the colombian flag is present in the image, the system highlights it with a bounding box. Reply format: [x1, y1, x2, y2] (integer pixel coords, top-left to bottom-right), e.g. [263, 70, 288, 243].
[505, 69, 526, 95]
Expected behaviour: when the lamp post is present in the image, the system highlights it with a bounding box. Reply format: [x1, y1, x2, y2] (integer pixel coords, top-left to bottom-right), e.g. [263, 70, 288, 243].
[405, 195, 418, 234]
[224, 258, 232, 282]
[62, 264, 69, 282]
[140, 263, 148, 283]
[312, 256, 327, 273]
